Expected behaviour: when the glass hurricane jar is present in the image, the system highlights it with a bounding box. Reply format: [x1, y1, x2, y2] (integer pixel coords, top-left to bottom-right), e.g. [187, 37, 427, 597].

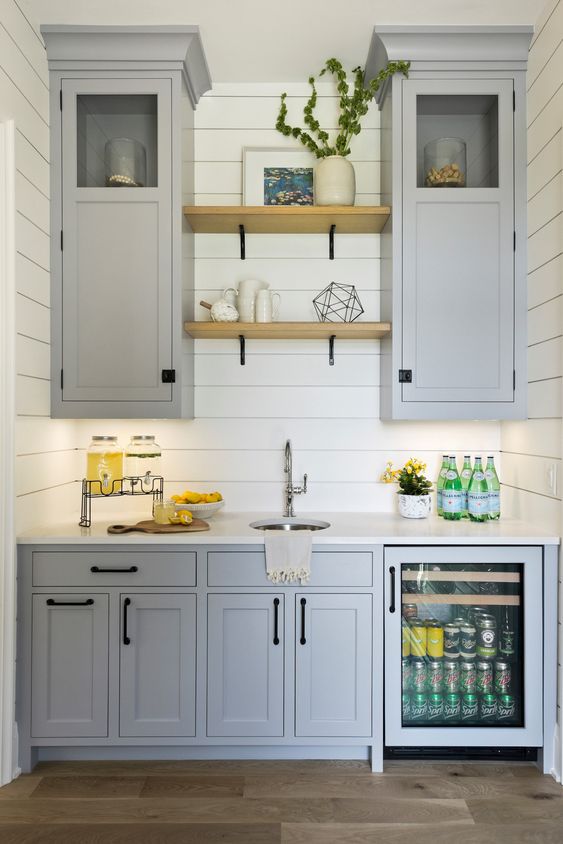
[424, 137, 466, 187]
[105, 137, 146, 187]
[124, 435, 162, 485]
[86, 436, 123, 495]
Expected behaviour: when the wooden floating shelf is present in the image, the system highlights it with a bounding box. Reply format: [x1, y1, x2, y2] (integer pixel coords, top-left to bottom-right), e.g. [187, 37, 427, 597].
[402, 572, 520, 583]
[182, 205, 390, 235]
[183, 321, 392, 340]
[402, 595, 520, 606]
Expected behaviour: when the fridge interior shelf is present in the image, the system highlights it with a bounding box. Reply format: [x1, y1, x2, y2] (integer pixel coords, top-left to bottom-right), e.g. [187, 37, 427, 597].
[402, 594, 520, 606]
[401, 571, 520, 583]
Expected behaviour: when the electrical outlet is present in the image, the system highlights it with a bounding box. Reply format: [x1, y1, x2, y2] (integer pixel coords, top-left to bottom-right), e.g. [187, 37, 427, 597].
[546, 463, 558, 497]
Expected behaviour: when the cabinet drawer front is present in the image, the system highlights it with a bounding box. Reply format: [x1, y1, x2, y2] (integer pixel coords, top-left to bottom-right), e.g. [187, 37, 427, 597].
[208, 551, 372, 587]
[32, 551, 196, 587]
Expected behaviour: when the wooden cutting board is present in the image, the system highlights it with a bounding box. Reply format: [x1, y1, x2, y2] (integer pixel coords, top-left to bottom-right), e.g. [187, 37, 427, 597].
[108, 518, 210, 534]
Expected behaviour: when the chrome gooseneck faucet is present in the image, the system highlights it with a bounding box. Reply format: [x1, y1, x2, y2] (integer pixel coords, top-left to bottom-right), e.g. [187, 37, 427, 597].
[284, 439, 307, 517]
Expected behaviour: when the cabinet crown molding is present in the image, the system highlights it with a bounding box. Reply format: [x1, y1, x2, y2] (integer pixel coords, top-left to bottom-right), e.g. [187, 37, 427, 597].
[41, 25, 212, 107]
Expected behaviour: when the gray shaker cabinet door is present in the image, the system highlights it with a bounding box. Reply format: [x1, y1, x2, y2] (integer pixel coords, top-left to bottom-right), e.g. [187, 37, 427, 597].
[401, 78, 514, 404]
[119, 594, 196, 737]
[207, 594, 284, 737]
[31, 594, 109, 738]
[60, 78, 173, 404]
[295, 593, 372, 737]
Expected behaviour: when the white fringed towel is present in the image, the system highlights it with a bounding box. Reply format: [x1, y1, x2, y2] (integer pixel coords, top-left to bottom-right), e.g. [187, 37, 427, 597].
[265, 529, 312, 584]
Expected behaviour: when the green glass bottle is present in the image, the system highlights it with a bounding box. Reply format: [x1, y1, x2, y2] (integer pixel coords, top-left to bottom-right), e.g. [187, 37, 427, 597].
[468, 456, 489, 522]
[485, 455, 500, 520]
[436, 454, 449, 517]
[442, 456, 463, 520]
[460, 455, 472, 519]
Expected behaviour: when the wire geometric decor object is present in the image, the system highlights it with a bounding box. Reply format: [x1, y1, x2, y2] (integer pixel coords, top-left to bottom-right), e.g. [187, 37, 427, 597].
[313, 282, 364, 323]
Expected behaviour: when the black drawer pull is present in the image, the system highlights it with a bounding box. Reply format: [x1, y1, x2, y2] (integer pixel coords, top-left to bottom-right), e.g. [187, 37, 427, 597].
[123, 597, 131, 645]
[300, 597, 306, 645]
[273, 597, 280, 645]
[90, 565, 138, 573]
[389, 566, 396, 613]
[46, 598, 94, 607]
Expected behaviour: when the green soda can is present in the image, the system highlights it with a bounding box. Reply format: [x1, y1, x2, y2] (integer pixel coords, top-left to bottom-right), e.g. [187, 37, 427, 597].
[402, 657, 412, 692]
[444, 692, 461, 720]
[402, 692, 411, 721]
[497, 694, 516, 721]
[461, 693, 479, 721]
[427, 659, 444, 693]
[411, 657, 427, 693]
[480, 693, 497, 722]
[410, 692, 428, 722]
[476, 660, 493, 694]
[428, 692, 444, 721]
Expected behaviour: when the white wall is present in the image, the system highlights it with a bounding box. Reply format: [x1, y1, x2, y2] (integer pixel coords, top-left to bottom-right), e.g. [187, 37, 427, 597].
[0, 0, 80, 533]
[501, 0, 563, 777]
[75, 81, 500, 522]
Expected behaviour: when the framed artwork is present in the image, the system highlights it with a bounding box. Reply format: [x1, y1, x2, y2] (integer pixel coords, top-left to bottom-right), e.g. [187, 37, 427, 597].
[243, 147, 315, 206]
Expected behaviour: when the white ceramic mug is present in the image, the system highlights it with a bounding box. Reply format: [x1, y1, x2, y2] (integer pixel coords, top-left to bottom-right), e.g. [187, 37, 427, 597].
[238, 279, 268, 299]
[222, 287, 238, 306]
[238, 295, 256, 322]
[255, 289, 281, 323]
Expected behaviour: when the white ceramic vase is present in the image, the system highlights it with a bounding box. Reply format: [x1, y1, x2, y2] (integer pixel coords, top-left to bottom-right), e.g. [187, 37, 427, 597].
[398, 494, 432, 519]
[314, 155, 355, 206]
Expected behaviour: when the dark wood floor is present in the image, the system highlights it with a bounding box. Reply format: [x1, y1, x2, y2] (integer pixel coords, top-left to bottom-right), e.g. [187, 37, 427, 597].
[0, 760, 561, 843]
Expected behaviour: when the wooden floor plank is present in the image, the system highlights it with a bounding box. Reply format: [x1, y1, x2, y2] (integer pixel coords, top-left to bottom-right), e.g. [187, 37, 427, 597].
[140, 775, 244, 798]
[32, 760, 374, 777]
[467, 794, 563, 824]
[331, 798, 473, 824]
[282, 822, 563, 844]
[30, 776, 146, 799]
[382, 761, 540, 778]
[0, 823, 281, 843]
[244, 773, 562, 800]
[0, 778, 42, 800]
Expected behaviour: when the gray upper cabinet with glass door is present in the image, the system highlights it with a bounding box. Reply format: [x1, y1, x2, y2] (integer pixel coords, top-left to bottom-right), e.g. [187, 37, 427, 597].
[42, 26, 211, 418]
[366, 27, 532, 419]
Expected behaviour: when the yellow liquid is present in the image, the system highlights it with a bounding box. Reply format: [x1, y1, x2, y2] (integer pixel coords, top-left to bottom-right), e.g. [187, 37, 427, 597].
[86, 451, 123, 494]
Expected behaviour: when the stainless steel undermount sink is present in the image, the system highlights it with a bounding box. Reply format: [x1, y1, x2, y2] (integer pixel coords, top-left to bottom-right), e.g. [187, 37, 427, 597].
[249, 518, 331, 531]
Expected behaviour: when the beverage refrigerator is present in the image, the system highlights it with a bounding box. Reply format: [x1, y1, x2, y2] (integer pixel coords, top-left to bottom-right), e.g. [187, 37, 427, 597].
[384, 546, 557, 769]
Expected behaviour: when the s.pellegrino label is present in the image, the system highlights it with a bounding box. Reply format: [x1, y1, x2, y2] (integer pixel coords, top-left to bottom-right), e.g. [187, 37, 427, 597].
[468, 457, 489, 522]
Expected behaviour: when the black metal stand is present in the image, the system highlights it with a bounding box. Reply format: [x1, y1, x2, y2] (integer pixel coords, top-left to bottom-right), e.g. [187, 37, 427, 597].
[79, 475, 164, 528]
[329, 224, 336, 260]
[239, 224, 246, 260]
[239, 334, 246, 365]
[328, 334, 336, 365]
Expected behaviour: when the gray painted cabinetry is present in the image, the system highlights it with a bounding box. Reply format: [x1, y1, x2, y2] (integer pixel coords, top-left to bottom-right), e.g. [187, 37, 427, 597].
[42, 26, 211, 418]
[367, 27, 532, 419]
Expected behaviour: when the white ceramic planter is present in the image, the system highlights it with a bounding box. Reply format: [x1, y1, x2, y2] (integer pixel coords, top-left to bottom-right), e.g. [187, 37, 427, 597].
[314, 155, 355, 206]
[398, 494, 432, 519]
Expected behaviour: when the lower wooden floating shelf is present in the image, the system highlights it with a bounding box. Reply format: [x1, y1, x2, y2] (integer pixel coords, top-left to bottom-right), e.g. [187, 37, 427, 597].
[403, 595, 520, 606]
[183, 321, 391, 340]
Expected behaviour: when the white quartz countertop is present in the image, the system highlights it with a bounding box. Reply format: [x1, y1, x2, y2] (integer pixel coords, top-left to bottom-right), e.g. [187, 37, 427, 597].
[16, 512, 560, 545]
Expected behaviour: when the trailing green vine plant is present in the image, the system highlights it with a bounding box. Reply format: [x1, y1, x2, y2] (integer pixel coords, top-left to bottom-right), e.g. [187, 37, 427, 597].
[276, 58, 409, 159]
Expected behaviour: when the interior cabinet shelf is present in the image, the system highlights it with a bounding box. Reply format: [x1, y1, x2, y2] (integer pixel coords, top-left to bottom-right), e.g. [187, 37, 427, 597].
[183, 321, 391, 340]
[402, 571, 520, 583]
[403, 594, 520, 606]
[182, 205, 390, 234]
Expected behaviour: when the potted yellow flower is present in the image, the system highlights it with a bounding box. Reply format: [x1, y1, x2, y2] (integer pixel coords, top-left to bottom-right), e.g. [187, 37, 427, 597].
[381, 458, 433, 519]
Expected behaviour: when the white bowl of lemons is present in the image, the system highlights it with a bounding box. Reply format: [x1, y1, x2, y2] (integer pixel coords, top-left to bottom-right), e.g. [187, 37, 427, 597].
[172, 490, 225, 519]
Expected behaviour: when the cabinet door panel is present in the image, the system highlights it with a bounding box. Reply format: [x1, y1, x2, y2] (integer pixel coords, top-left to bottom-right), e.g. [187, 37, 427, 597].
[207, 594, 284, 737]
[120, 594, 196, 737]
[31, 594, 109, 737]
[295, 593, 372, 737]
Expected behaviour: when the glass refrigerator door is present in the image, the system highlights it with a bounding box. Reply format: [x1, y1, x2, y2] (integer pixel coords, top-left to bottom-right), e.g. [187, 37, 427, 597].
[385, 547, 544, 748]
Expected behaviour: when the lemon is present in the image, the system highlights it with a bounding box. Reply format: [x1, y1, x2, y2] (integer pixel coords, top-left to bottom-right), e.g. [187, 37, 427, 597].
[169, 509, 193, 525]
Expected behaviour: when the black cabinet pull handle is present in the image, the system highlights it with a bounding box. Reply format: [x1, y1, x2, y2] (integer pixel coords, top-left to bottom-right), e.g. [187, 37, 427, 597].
[273, 597, 280, 645]
[300, 597, 306, 645]
[389, 566, 396, 613]
[46, 598, 94, 606]
[123, 597, 131, 645]
[90, 565, 138, 573]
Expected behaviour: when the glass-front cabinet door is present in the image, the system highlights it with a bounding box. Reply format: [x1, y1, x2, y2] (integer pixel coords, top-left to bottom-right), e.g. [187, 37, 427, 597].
[60, 77, 173, 405]
[384, 547, 543, 747]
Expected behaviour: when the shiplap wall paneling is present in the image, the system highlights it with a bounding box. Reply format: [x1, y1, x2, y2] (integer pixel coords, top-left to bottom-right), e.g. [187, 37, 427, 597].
[0, 0, 79, 532]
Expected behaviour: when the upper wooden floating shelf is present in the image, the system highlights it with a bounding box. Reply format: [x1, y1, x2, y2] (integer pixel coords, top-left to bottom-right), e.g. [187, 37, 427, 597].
[183, 321, 391, 341]
[182, 205, 390, 235]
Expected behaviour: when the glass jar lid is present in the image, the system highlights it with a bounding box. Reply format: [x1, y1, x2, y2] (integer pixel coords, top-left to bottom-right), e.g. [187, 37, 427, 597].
[130, 435, 155, 441]
[91, 435, 118, 442]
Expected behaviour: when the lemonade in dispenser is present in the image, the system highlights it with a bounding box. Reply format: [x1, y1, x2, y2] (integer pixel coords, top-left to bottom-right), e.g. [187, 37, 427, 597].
[86, 435, 123, 494]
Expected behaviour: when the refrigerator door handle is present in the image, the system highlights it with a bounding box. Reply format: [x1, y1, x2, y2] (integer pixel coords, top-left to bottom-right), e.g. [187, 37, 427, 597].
[389, 566, 396, 613]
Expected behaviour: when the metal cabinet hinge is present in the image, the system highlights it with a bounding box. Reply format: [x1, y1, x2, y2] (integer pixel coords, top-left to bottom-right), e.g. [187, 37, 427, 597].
[161, 369, 176, 383]
[513, 370, 516, 390]
[513, 90, 515, 111]
[60, 369, 63, 390]
[513, 231, 516, 252]
[60, 230, 63, 251]
[59, 89, 62, 111]
[399, 369, 412, 383]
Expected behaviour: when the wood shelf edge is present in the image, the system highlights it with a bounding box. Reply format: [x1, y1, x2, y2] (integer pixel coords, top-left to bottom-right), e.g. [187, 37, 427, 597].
[183, 321, 392, 340]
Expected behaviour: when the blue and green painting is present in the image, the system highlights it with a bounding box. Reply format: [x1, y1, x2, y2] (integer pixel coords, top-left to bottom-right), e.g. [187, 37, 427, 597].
[263, 167, 314, 205]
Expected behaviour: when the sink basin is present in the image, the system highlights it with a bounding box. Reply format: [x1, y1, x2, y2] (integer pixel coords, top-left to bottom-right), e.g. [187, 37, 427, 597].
[249, 518, 331, 531]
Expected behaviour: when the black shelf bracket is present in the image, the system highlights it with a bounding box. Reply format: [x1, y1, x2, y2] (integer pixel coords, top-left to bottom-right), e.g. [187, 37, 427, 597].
[239, 334, 246, 365]
[329, 224, 336, 260]
[239, 224, 246, 260]
[328, 334, 336, 366]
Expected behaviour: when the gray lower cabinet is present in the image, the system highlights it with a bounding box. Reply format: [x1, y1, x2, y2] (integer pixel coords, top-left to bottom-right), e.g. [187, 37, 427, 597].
[207, 593, 284, 737]
[31, 594, 109, 738]
[120, 594, 197, 737]
[295, 593, 372, 737]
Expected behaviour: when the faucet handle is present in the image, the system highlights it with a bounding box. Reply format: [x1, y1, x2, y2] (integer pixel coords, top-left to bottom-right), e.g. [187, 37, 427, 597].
[293, 473, 307, 496]
[302, 473, 308, 494]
